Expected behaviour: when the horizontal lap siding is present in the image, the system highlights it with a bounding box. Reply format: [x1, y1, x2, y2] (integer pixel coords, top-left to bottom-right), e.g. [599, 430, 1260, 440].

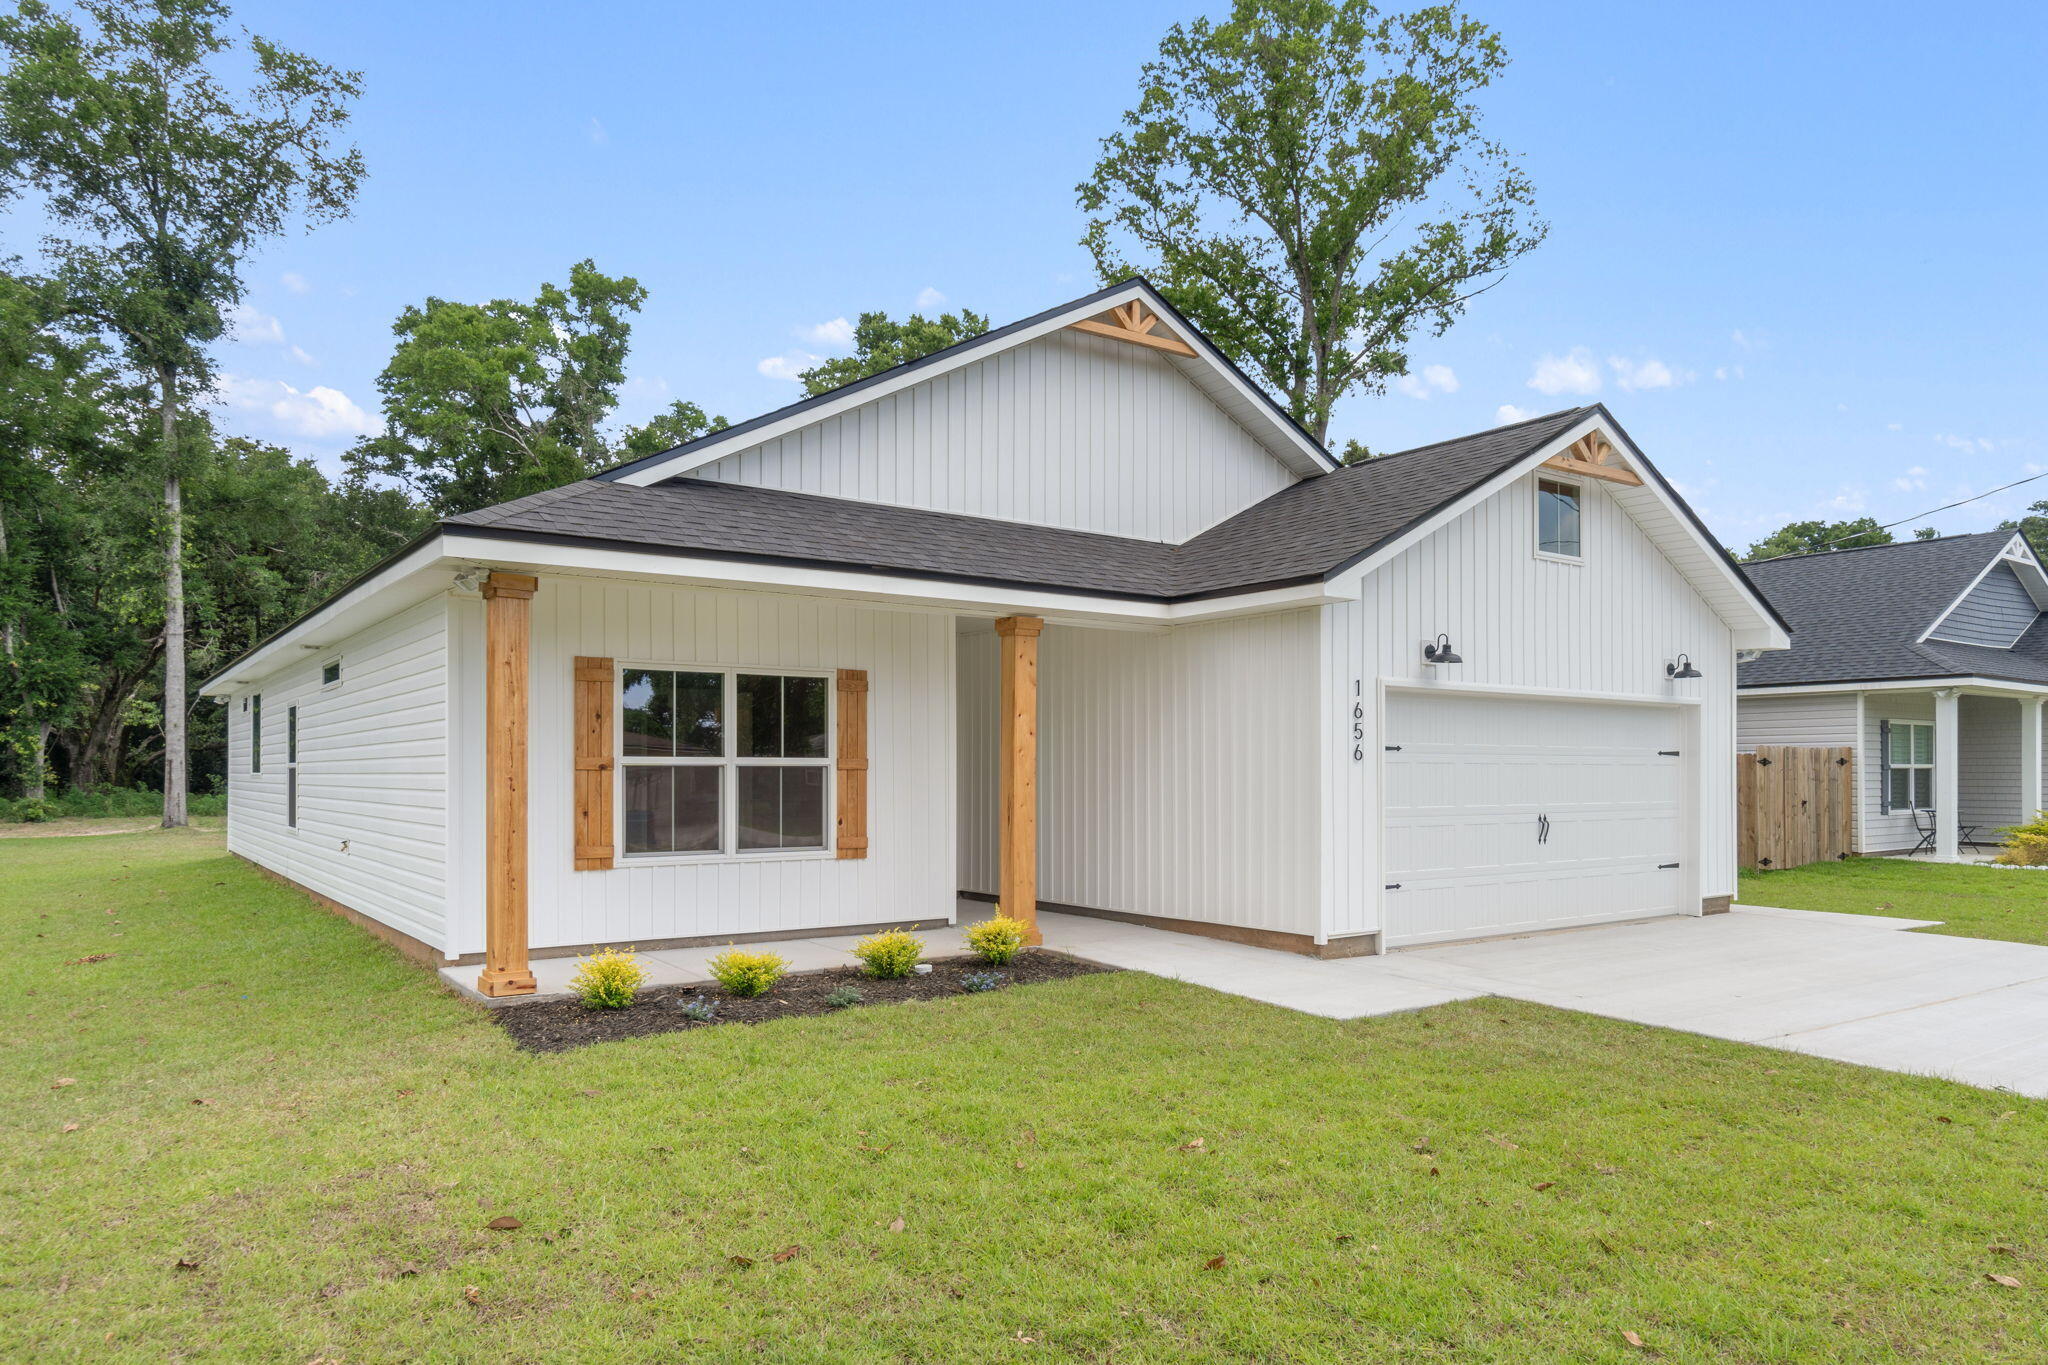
[1862, 693, 1932, 852]
[1929, 563, 2037, 647]
[692, 330, 1294, 543]
[1322, 470, 1734, 940]
[515, 579, 955, 955]
[1961, 695, 2021, 834]
[1737, 692, 1858, 748]
[957, 611, 1321, 936]
[226, 598, 452, 951]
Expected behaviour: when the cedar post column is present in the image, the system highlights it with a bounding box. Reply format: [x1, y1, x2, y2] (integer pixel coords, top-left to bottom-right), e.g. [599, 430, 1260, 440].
[995, 616, 1044, 946]
[477, 571, 539, 997]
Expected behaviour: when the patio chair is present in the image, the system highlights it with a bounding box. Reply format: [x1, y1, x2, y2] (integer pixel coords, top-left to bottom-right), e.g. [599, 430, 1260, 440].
[1910, 808, 1979, 855]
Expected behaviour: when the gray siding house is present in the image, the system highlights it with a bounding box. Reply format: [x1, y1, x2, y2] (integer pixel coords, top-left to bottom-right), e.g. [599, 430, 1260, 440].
[1737, 531, 2048, 857]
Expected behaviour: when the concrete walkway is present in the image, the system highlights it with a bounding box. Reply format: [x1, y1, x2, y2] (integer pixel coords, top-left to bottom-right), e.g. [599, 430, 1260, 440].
[444, 901, 2048, 1099]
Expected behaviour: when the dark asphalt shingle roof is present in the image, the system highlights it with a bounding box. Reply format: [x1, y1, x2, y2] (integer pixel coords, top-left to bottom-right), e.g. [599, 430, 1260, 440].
[1737, 531, 2048, 688]
[446, 407, 1598, 603]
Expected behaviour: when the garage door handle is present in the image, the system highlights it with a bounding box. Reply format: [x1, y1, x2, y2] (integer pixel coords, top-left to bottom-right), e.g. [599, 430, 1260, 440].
[1536, 814, 1550, 844]
[1384, 883, 1402, 891]
[1658, 862, 1680, 869]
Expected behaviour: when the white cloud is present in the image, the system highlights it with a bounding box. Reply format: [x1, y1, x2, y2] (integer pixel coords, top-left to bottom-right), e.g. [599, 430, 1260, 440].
[1393, 363, 1459, 399]
[288, 344, 316, 366]
[214, 374, 381, 439]
[1894, 466, 1929, 492]
[1934, 433, 1995, 454]
[587, 116, 608, 145]
[1527, 347, 1602, 396]
[1887, 422, 1903, 432]
[1608, 355, 1692, 391]
[229, 303, 285, 345]
[280, 272, 309, 295]
[1494, 403, 1533, 425]
[1713, 364, 1744, 381]
[798, 316, 854, 348]
[757, 351, 822, 382]
[914, 286, 946, 311]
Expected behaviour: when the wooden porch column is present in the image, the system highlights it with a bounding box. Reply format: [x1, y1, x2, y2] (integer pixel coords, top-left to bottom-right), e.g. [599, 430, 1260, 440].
[995, 615, 1044, 945]
[477, 571, 539, 997]
[1933, 688, 1960, 861]
[2024, 698, 2045, 823]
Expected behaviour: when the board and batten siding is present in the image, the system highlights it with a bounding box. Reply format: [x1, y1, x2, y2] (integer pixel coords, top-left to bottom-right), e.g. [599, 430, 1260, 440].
[1736, 691, 1858, 749]
[1320, 467, 1735, 941]
[507, 577, 956, 957]
[1929, 563, 2038, 647]
[958, 610, 1321, 937]
[226, 597, 453, 953]
[690, 329, 1295, 544]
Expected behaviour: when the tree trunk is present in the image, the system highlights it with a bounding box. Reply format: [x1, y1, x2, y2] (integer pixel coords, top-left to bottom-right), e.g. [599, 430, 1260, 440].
[160, 364, 187, 827]
[27, 721, 48, 803]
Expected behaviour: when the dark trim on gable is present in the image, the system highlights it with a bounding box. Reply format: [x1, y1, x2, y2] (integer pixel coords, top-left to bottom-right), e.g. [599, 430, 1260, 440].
[589, 277, 1337, 483]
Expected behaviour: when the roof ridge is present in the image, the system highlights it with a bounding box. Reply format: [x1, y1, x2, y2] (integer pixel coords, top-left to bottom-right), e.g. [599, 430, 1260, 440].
[1746, 528, 2011, 567]
[1340, 406, 1590, 472]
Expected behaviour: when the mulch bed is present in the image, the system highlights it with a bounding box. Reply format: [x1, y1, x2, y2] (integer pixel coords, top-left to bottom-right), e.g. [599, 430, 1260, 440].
[492, 951, 1117, 1054]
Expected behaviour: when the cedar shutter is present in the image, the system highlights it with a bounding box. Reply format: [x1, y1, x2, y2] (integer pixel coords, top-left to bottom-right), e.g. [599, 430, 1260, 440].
[1878, 719, 1891, 814]
[573, 656, 615, 870]
[836, 668, 869, 859]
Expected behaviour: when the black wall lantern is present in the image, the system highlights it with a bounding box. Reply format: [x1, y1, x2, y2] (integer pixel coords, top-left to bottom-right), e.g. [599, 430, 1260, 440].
[1423, 633, 1463, 666]
[1666, 653, 1702, 679]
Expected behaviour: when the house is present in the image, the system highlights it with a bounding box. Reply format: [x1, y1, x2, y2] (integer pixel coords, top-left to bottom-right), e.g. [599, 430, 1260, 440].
[197, 279, 1789, 997]
[1737, 531, 2048, 858]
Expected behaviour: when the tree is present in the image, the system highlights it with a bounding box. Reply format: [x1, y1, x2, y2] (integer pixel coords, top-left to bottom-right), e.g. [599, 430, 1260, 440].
[0, 0, 364, 825]
[348, 261, 723, 515]
[798, 309, 989, 396]
[1743, 517, 1893, 562]
[2002, 503, 2048, 552]
[1077, 0, 1544, 445]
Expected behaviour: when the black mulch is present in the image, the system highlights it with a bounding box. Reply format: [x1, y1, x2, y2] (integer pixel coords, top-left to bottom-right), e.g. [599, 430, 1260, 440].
[491, 951, 1117, 1054]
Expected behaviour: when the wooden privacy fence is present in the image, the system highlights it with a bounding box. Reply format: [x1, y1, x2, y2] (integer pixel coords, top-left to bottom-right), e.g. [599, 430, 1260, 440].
[1737, 745, 1855, 870]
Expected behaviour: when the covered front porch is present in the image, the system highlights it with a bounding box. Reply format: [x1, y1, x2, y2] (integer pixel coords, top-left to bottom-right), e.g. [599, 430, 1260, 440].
[1863, 685, 2048, 858]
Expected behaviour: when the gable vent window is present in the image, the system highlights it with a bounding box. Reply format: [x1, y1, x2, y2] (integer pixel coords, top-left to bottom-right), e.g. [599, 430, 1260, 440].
[322, 659, 342, 686]
[1536, 479, 1582, 559]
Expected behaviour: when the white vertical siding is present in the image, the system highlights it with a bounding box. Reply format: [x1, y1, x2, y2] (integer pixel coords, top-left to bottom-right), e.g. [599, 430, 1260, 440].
[226, 597, 453, 951]
[957, 610, 1321, 936]
[514, 579, 955, 955]
[1736, 691, 1859, 748]
[692, 330, 1296, 543]
[1320, 468, 1737, 939]
[1862, 692, 1933, 853]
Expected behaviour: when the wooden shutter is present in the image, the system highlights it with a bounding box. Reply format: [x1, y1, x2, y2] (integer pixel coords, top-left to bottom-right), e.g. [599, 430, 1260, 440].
[573, 656, 615, 870]
[836, 668, 869, 859]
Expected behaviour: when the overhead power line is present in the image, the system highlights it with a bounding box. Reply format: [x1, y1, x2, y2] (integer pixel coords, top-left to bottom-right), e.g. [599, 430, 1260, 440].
[1776, 466, 2048, 559]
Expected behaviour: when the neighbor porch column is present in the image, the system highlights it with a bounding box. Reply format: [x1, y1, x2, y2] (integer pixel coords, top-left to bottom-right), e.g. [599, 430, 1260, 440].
[1933, 688, 1960, 860]
[477, 571, 538, 997]
[995, 615, 1044, 946]
[2023, 698, 2044, 823]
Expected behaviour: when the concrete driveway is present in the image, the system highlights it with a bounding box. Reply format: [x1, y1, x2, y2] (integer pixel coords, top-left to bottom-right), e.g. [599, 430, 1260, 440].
[1027, 904, 2048, 1099]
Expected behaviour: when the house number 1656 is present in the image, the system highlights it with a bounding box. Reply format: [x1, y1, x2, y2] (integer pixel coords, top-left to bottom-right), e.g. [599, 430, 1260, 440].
[1352, 680, 1364, 761]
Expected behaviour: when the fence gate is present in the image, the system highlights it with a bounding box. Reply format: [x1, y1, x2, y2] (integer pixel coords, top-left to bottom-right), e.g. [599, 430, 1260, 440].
[1736, 745, 1855, 870]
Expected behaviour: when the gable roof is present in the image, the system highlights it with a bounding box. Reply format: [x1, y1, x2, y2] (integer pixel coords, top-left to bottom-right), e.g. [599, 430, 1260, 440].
[1738, 531, 2048, 688]
[591, 278, 1339, 486]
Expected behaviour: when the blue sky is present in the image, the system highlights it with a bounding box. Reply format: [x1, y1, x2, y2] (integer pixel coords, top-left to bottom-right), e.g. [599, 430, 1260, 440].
[100, 0, 2048, 552]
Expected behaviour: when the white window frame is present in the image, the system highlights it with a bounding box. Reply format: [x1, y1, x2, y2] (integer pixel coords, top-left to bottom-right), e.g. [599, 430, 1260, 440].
[1889, 720, 1934, 811]
[320, 656, 343, 689]
[614, 661, 836, 865]
[1534, 476, 1585, 564]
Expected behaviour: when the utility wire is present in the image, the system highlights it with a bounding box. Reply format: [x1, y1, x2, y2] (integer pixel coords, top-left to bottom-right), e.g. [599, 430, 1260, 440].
[1761, 466, 2048, 560]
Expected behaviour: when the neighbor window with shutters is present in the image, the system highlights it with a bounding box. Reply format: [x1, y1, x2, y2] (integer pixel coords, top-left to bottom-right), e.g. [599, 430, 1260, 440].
[618, 666, 831, 858]
[1888, 721, 1934, 810]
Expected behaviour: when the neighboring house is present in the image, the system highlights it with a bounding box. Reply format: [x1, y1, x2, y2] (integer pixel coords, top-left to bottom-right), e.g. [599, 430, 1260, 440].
[197, 279, 1788, 997]
[1738, 531, 2048, 857]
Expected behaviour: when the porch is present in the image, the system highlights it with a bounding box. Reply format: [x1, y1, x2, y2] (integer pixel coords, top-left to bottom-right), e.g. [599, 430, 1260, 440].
[1862, 687, 2047, 858]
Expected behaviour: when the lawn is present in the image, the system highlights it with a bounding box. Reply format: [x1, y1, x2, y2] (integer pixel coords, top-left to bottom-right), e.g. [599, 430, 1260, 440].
[1740, 856, 2048, 945]
[6, 832, 2046, 1363]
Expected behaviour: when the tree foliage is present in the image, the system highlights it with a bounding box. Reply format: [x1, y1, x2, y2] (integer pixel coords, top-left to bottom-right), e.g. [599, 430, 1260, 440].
[1742, 517, 1894, 562]
[798, 309, 989, 396]
[1078, 0, 1544, 444]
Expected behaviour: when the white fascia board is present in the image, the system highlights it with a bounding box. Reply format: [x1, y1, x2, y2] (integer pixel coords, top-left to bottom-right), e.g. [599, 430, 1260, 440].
[1330, 412, 1791, 652]
[1918, 534, 2048, 643]
[609, 281, 1332, 487]
[1740, 677, 2048, 698]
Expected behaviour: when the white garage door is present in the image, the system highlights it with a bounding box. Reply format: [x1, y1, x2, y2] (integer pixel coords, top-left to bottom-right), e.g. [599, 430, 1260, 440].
[1383, 691, 1688, 948]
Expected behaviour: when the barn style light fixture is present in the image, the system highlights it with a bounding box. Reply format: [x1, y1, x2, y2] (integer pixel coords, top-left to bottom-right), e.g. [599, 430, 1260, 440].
[1423, 633, 1463, 666]
[1666, 654, 1702, 679]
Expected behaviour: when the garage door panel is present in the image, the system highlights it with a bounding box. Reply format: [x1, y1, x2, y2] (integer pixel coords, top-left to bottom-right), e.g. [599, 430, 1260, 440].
[1384, 691, 1688, 948]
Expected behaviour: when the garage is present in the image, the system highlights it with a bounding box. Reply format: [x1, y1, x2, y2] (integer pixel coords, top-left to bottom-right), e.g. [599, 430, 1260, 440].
[1382, 690, 1692, 948]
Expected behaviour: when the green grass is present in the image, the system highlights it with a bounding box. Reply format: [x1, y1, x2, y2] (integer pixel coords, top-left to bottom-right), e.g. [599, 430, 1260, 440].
[6, 832, 2047, 1363]
[1741, 856, 2048, 945]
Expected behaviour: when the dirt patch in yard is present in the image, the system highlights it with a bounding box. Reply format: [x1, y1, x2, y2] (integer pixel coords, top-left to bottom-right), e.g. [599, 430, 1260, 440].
[491, 951, 1117, 1053]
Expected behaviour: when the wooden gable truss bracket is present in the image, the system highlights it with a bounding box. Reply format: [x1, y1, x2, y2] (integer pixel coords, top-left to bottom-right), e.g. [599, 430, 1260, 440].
[1540, 431, 1643, 487]
[1065, 301, 1198, 358]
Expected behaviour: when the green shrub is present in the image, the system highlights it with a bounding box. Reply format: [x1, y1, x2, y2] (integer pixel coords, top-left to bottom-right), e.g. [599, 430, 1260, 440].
[568, 946, 647, 1009]
[707, 948, 788, 998]
[672, 996, 717, 1022]
[961, 971, 1004, 993]
[824, 985, 864, 1009]
[1996, 813, 2048, 865]
[965, 911, 1029, 965]
[0, 785, 227, 823]
[852, 928, 924, 979]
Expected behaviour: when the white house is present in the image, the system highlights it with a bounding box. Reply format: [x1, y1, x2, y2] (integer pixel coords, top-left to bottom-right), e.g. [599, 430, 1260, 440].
[1737, 531, 2048, 858]
[199, 280, 1789, 997]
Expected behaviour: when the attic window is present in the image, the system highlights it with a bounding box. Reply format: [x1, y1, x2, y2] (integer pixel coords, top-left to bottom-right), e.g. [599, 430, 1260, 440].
[1537, 479, 1582, 559]
[321, 659, 342, 686]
